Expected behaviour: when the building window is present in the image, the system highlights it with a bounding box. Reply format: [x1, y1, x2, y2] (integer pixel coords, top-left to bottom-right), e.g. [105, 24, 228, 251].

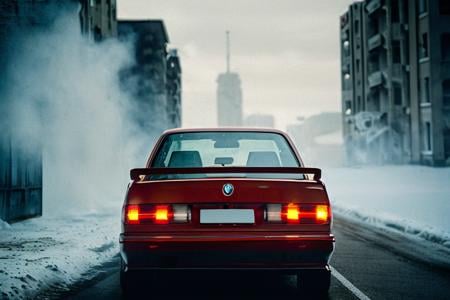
[394, 84, 402, 105]
[440, 0, 450, 15]
[443, 80, 450, 107]
[424, 122, 432, 151]
[420, 33, 429, 59]
[356, 59, 360, 72]
[393, 42, 401, 63]
[345, 100, 352, 115]
[422, 77, 431, 103]
[442, 33, 450, 61]
[343, 40, 350, 56]
[392, 0, 400, 22]
[355, 20, 360, 34]
[419, 0, 428, 15]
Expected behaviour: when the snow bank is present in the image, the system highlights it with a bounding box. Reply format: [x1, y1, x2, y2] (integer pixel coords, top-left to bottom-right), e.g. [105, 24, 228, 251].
[0, 219, 11, 230]
[323, 166, 450, 248]
[0, 212, 119, 299]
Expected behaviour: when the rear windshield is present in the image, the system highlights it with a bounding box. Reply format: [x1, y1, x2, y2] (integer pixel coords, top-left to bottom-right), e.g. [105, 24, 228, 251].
[149, 132, 304, 180]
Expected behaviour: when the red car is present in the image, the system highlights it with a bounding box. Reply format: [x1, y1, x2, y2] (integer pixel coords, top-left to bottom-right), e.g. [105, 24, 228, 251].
[120, 128, 334, 295]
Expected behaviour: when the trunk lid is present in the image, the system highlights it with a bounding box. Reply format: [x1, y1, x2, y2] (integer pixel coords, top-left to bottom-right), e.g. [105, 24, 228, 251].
[125, 178, 331, 233]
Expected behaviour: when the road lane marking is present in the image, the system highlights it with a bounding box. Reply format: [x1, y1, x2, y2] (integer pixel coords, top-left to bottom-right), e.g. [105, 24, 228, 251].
[330, 266, 372, 300]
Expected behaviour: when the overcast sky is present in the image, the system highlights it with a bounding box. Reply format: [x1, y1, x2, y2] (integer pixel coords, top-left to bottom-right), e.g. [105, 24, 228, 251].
[118, 0, 356, 130]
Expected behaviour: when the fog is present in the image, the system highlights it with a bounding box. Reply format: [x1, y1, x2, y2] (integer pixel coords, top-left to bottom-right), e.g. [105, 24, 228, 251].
[4, 8, 150, 215]
[119, 0, 356, 130]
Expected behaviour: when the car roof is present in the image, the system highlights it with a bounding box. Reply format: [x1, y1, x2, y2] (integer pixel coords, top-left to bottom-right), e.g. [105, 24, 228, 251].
[162, 127, 288, 135]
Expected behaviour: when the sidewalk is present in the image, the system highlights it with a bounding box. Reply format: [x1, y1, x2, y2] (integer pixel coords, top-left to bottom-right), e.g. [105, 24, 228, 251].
[0, 212, 119, 299]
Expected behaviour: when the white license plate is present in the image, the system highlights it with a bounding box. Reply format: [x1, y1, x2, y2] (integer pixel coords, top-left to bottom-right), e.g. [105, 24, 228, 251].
[200, 209, 255, 224]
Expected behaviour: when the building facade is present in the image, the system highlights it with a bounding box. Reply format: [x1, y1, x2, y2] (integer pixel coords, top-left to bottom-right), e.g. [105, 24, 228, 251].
[217, 72, 243, 126]
[80, 3, 182, 133]
[341, 0, 450, 166]
[166, 49, 182, 128]
[79, 0, 117, 41]
[0, 0, 78, 222]
[118, 20, 173, 136]
[217, 31, 243, 127]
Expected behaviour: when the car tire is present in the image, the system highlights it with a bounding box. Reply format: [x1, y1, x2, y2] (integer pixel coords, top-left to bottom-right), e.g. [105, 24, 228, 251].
[297, 269, 331, 298]
[120, 257, 159, 297]
[120, 257, 139, 297]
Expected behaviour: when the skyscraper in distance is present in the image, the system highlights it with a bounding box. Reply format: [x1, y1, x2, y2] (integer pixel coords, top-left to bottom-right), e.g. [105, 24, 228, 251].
[217, 31, 243, 126]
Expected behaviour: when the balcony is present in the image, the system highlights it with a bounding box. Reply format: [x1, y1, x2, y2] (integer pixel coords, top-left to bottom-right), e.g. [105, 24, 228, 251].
[368, 34, 383, 51]
[368, 71, 385, 88]
[366, 0, 382, 15]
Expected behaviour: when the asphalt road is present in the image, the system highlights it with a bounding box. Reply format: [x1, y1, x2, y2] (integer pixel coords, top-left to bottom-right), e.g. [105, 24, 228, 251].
[65, 218, 450, 300]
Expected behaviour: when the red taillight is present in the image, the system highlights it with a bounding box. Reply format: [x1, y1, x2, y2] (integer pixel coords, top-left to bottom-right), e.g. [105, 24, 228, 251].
[126, 205, 140, 224]
[266, 203, 330, 224]
[124, 204, 190, 224]
[154, 205, 170, 224]
[284, 204, 300, 223]
[316, 205, 328, 223]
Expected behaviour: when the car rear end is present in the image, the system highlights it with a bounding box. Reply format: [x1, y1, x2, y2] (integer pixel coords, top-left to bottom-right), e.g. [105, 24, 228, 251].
[119, 129, 335, 296]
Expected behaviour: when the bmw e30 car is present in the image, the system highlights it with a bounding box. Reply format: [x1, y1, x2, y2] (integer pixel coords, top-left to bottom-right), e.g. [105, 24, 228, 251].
[120, 128, 335, 295]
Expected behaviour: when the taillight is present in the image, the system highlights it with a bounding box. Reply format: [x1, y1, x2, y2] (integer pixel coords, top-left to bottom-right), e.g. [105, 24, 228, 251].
[285, 203, 300, 223]
[154, 205, 170, 224]
[265, 203, 330, 224]
[126, 205, 140, 224]
[124, 204, 190, 224]
[315, 205, 328, 222]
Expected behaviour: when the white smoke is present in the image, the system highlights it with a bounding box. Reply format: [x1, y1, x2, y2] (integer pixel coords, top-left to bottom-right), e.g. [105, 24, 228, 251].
[6, 9, 151, 215]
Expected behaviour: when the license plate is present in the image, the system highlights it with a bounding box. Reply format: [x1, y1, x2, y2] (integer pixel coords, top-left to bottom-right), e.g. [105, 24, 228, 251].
[200, 209, 255, 224]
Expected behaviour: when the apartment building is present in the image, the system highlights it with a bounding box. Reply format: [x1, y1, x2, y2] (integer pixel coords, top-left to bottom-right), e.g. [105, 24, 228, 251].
[79, 0, 117, 41]
[341, 0, 450, 166]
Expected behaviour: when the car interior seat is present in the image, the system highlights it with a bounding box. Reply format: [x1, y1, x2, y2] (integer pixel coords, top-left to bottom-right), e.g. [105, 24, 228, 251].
[246, 151, 281, 167]
[168, 151, 203, 167]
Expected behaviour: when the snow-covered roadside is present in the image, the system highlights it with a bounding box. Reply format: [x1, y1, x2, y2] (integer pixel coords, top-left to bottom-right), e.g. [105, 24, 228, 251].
[0, 211, 120, 299]
[323, 166, 450, 249]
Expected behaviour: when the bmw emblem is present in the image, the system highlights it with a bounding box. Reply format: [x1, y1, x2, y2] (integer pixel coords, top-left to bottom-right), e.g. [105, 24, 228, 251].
[222, 183, 234, 196]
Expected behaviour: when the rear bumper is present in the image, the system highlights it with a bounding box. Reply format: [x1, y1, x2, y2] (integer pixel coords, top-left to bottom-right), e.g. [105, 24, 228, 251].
[120, 232, 335, 272]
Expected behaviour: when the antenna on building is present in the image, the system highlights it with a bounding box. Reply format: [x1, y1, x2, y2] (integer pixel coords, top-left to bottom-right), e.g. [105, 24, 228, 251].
[226, 30, 230, 73]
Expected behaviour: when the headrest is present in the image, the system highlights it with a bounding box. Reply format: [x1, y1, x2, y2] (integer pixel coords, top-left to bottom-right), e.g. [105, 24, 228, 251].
[168, 151, 203, 167]
[246, 151, 281, 167]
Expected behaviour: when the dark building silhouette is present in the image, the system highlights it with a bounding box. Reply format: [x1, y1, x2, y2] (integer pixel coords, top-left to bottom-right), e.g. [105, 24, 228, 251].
[166, 49, 182, 128]
[79, 4, 183, 134]
[118, 20, 171, 137]
[0, 0, 78, 222]
[79, 0, 117, 41]
[341, 0, 450, 166]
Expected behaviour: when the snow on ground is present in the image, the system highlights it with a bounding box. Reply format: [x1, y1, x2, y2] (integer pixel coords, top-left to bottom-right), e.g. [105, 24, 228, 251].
[323, 166, 450, 248]
[0, 211, 119, 299]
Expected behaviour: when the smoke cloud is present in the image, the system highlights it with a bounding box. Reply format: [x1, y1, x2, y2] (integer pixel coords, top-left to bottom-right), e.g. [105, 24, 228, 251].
[4, 7, 153, 215]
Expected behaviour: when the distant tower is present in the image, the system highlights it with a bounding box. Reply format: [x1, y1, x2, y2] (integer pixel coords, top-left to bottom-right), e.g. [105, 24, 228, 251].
[217, 31, 243, 126]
